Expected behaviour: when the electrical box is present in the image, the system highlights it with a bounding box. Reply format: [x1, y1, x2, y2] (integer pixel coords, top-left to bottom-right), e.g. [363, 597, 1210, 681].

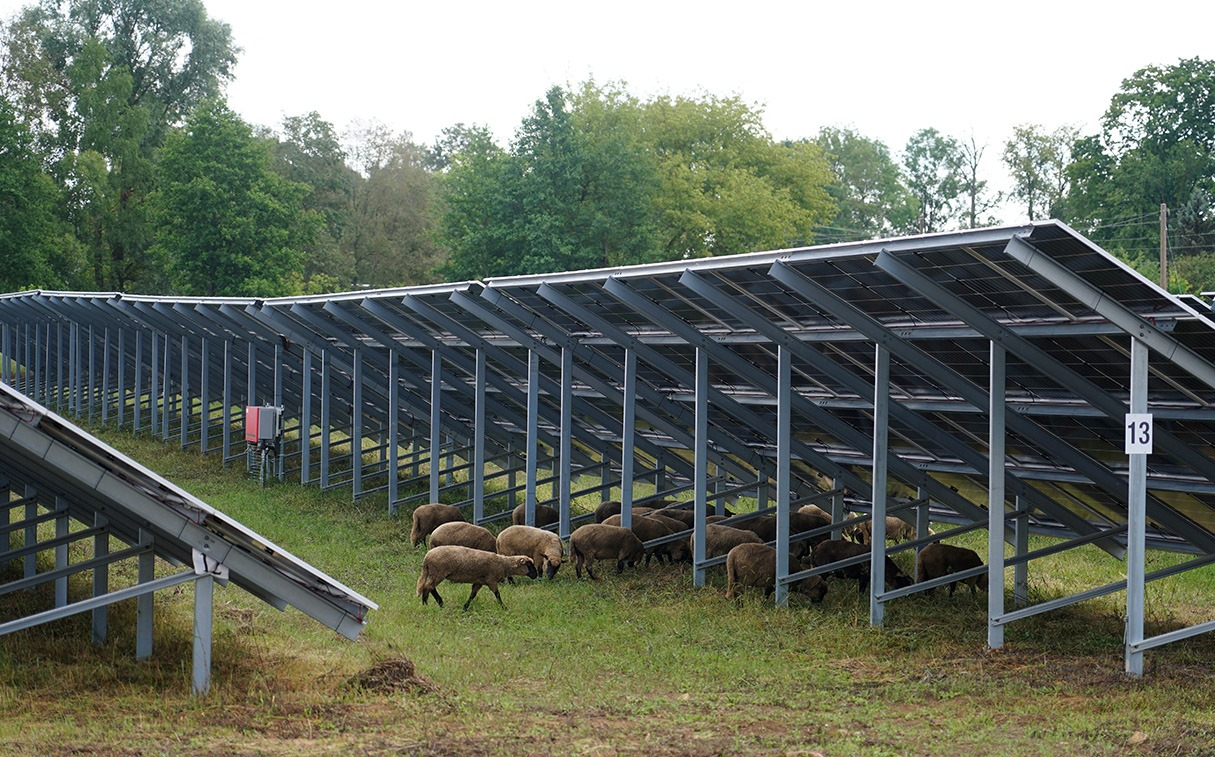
[244, 405, 282, 443]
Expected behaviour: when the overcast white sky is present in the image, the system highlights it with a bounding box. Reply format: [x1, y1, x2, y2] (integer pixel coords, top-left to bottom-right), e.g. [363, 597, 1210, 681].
[4, 0, 1215, 224]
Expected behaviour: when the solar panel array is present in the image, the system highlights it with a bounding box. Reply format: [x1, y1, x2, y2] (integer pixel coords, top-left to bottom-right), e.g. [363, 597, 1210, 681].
[3, 219, 1215, 674]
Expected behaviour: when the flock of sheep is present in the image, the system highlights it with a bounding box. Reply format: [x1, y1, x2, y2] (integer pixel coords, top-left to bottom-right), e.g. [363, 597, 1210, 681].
[410, 500, 986, 610]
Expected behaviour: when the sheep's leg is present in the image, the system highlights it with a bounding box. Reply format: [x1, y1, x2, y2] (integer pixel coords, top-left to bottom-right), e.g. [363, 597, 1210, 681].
[616, 559, 626, 574]
[463, 584, 482, 611]
[586, 561, 598, 581]
[490, 586, 506, 609]
[431, 588, 444, 608]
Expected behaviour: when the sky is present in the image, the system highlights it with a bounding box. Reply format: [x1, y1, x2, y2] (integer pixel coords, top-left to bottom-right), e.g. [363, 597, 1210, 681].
[3, 0, 1215, 224]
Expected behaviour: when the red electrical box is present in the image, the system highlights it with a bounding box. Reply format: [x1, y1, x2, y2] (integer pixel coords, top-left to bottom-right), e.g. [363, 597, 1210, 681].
[244, 405, 281, 443]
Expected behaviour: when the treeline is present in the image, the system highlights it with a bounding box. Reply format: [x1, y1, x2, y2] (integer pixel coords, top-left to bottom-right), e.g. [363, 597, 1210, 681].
[1, 1, 1213, 296]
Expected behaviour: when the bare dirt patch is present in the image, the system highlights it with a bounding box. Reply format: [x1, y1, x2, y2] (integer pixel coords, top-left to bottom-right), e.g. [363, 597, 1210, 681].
[346, 657, 440, 695]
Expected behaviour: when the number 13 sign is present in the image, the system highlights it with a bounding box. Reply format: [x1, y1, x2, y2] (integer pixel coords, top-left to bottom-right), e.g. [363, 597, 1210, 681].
[1125, 413, 1153, 455]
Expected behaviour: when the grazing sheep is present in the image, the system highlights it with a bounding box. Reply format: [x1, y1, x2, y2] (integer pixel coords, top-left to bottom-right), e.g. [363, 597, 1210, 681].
[917, 543, 986, 595]
[416, 545, 537, 610]
[410, 503, 465, 547]
[496, 525, 565, 580]
[599, 514, 688, 565]
[656, 503, 735, 525]
[428, 521, 497, 553]
[810, 539, 914, 594]
[594, 500, 622, 523]
[842, 513, 866, 543]
[511, 502, 560, 528]
[691, 524, 763, 560]
[599, 508, 656, 528]
[731, 512, 828, 558]
[568, 524, 646, 580]
[797, 503, 832, 520]
[725, 543, 828, 603]
[846, 515, 933, 545]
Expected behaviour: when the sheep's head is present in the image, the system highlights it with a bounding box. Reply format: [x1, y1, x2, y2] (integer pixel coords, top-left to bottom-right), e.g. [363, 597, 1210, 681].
[543, 554, 562, 579]
[796, 575, 829, 604]
[513, 555, 538, 580]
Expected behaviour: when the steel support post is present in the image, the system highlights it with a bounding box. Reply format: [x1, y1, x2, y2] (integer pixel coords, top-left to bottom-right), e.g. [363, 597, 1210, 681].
[1014, 495, 1029, 608]
[429, 351, 442, 503]
[559, 347, 573, 539]
[116, 328, 126, 429]
[353, 349, 363, 499]
[161, 333, 170, 440]
[1126, 338, 1149, 677]
[621, 349, 637, 529]
[136, 530, 154, 660]
[320, 350, 331, 489]
[525, 350, 540, 525]
[199, 338, 209, 454]
[55, 498, 68, 608]
[870, 344, 890, 627]
[101, 328, 110, 426]
[472, 349, 486, 523]
[193, 573, 213, 696]
[56, 322, 63, 410]
[693, 348, 709, 588]
[23, 485, 35, 579]
[388, 351, 398, 513]
[180, 336, 189, 449]
[87, 325, 95, 423]
[1, 324, 7, 384]
[915, 486, 931, 564]
[92, 513, 108, 644]
[33, 323, 41, 404]
[274, 342, 284, 480]
[134, 332, 144, 432]
[775, 345, 792, 607]
[988, 343, 1007, 649]
[222, 340, 232, 464]
[0, 481, 8, 572]
[302, 349, 313, 485]
[832, 482, 845, 540]
[507, 441, 517, 511]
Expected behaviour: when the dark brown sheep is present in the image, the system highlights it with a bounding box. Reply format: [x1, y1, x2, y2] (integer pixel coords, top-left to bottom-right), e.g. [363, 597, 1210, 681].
[568, 524, 646, 580]
[410, 503, 465, 547]
[602, 514, 689, 565]
[510, 502, 560, 528]
[725, 543, 828, 603]
[916, 543, 986, 595]
[810, 539, 914, 594]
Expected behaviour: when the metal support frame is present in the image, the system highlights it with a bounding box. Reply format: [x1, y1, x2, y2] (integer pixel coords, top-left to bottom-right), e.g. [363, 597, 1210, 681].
[525, 349, 540, 525]
[692, 348, 709, 588]
[621, 349, 637, 529]
[774, 346, 792, 606]
[473, 349, 486, 523]
[430, 350, 442, 503]
[869, 345, 889, 627]
[559, 347, 573, 540]
[988, 343, 1007, 649]
[1126, 338, 1148, 676]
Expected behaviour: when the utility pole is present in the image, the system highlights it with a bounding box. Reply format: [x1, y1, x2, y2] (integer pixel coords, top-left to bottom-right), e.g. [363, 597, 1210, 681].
[1160, 203, 1168, 290]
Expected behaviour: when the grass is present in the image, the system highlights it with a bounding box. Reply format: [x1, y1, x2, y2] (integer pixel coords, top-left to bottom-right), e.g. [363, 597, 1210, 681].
[3, 429, 1215, 754]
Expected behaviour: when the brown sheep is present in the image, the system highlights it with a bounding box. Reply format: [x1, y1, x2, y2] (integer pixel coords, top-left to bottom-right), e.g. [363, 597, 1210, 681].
[797, 503, 832, 520]
[568, 524, 646, 580]
[917, 543, 986, 595]
[846, 515, 932, 545]
[416, 545, 537, 610]
[691, 524, 764, 561]
[725, 543, 828, 603]
[602, 514, 689, 565]
[410, 503, 465, 547]
[810, 539, 914, 594]
[511, 502, 560, 528]
[594, 500, 622, 523]
[731, 512, 828, 558]
[429, 521, 497, 553]
[496, 525, 564, 580]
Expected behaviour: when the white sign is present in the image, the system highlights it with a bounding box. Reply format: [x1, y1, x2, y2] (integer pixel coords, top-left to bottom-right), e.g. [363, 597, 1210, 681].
[1125, 413, 1153, 455]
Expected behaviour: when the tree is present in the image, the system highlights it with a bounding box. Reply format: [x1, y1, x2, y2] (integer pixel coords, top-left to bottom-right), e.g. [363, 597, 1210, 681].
[812, 126, 915, 242]
[343, 121, 445, 288]
[0, 94, 82, 289]
[902, 128, 963, 233]
[152, 100, 318, 296]
[435, 123, 515, 281]
[957, 134, 1000, 229]
[269, 112, 358, 290]
[1002, 124, 1075, 221]
[2, 0, 237, 291]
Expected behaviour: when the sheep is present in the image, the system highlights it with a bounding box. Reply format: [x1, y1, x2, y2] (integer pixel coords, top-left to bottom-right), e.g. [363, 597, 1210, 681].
[810, 539, 914, 594]
[917, 543, 986, 595]
[416, 545, 537, 610]
[594, 500, 621, 523]
[410, 503, 465, 547]
[656, 503, 735, 525]
[725, 543, 828, 603]
[797, 503, 832, 520]
[496, 525, 565, 580]
[691, 523, 763, 560]
[846, 514, 933, 545]
[568, 524, 646, 580]
[511, 502, 560, 528]
[602, 514, 689, 564]
[730, 511, 828, 558]
[598, 507, 656, 527]
[428, 521, 497, 553]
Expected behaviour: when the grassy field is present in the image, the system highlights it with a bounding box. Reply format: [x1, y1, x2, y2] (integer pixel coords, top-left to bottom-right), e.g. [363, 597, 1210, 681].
[3, 430, 1215, 755]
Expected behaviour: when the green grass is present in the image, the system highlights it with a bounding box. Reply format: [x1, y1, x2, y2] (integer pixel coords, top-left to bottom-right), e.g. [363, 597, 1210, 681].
[2, 428, 1215, 754]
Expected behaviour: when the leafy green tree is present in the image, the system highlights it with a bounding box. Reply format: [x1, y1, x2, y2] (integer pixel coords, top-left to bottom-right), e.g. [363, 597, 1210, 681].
[152, 100, 318, 296]
[812, 127, 915, 242]
[435, 124, 515, 281]
[957, 134, 1000, 229]
[268, 112, 358, 290]
[902, 128, 962, 233]
[0, 94, 82, 289]
[343, 121, 445, 288]
[2, 0, 237, 291]
[1002, 124, 1075, 221]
